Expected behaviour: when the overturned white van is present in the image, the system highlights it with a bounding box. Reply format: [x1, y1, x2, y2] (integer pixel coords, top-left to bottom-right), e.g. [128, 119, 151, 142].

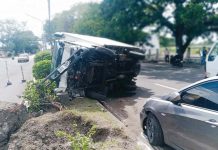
[48, 32, 145, 99]
[206, 42, 218, 78]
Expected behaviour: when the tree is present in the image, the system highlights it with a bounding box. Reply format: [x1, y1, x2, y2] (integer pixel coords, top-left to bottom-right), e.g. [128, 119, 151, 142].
[138, 0, 218, 58]
[0, 20, 39, 54]
[43, 3, 93, 37]
[100, 0, 148, 44]
[12, 31, 39, 54]
[100, 0, 218, 58]
[44, 3, 107, 38]
[72, 3, 107, 37]
[160, 36, 175, 47]
[44, 2, 148, 44]
[0, 20, 25, 51]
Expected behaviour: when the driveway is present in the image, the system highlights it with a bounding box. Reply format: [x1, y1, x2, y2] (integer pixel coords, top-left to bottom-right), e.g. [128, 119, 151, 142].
[104, 62, 205, 150]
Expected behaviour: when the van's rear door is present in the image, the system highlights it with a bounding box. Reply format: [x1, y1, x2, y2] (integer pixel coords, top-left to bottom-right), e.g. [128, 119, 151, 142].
[206, 43, 218, 77]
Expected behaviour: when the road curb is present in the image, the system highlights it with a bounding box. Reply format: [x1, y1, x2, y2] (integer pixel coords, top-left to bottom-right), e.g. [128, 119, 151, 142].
[96, 100, 126, 126]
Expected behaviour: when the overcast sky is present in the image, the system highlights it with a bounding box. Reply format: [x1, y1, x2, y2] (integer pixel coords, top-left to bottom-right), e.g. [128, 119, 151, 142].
[0, 0, 101, 37]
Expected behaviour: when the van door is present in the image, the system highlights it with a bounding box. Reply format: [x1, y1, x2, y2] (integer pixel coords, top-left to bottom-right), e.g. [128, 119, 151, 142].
[206, 43, 218, 77]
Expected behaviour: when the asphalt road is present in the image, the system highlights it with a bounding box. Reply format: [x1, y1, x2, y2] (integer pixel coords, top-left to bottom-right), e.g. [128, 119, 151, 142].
[104, 62, 205, 150]
[0, 56, 34, 103]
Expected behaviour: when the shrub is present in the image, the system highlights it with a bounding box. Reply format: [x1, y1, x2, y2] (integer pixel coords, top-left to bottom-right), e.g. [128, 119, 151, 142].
[34, 50, 52, 63]
[23, 80, 56, 112]
[32, 60, 51, 79]
[55, 124, 96, 150]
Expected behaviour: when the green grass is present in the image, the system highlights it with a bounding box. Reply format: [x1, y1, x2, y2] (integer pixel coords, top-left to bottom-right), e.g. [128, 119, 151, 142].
[64, 98, 122, 130]
[160, 45, 211, 56]
[60, 98, 133, 149]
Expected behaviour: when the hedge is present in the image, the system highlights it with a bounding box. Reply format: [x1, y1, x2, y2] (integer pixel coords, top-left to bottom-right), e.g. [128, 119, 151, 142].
[34, 50, 52, 63]
[32, 60, 51, 79]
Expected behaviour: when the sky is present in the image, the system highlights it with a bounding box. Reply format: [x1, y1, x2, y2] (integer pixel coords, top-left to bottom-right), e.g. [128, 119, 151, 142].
[0, 0, 101, 37]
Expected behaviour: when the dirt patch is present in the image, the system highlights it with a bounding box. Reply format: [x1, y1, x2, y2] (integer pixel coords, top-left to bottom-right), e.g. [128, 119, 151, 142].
[7, 99, 136, 150]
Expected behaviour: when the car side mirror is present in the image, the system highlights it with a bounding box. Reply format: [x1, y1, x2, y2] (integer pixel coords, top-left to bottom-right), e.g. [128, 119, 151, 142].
[181, 93, 198, 104]
[168, 92, 181, 102]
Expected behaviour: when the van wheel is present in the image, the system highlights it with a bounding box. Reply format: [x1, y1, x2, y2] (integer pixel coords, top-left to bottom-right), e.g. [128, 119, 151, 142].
[146, 113, 164, 146]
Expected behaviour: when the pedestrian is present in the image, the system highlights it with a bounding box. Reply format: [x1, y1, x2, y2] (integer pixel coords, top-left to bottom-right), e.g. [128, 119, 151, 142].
[164, 47, 170, 62]
[200, 47, 207, 70]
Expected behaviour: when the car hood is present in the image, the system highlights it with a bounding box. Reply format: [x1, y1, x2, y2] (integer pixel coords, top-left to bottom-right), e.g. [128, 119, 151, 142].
[144, 97, 170, 113]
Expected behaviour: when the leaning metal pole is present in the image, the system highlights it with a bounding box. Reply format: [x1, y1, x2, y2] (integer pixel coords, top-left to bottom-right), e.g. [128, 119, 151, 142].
[5, 61, 12, 86]
[47, 0, 52, 46]
[20, 65, 26, 83]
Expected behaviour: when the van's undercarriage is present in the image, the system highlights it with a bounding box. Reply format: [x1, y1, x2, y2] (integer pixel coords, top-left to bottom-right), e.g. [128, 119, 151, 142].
[46, 32, 145, 99]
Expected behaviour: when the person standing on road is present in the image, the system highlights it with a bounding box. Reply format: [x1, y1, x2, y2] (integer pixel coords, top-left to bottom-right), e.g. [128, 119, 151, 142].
[200, 47, 207, 70]
[164, 47, 170, 62]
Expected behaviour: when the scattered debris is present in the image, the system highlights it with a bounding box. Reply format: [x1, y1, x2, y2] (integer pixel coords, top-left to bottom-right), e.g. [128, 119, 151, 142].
[0, 101, 28, 149]
[7, 98, 136, 150]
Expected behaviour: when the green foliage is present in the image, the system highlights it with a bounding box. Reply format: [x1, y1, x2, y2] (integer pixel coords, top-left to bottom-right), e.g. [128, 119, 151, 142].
[44, 2, 148, 44]
[34, 50, 52, 63]
[23, 80, 56, 112]
[44, 1, 218, 56]
[32, 60, 51, 79]
[55, 124, 96, 150]
[141, 0, 218, 56]
[72, 3, 107, 37]
[12, 31, 39, 54]
[160, 36, 175, 47]
[0, 19, 39, 54]
[99, 0, 148, 44]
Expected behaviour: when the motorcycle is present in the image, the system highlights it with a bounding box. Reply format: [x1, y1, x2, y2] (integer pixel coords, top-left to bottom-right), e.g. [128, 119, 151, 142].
[170, 55, 183, 67]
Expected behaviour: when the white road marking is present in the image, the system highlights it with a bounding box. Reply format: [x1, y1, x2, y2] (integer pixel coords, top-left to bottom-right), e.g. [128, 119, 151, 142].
[154, 83, 178, 91]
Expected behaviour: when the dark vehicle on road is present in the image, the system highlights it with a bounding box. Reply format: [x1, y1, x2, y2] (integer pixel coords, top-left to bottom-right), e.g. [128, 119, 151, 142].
[50, 32, 144, 99]
[140, 77, 218, 150]
[170, 55, 183, 67]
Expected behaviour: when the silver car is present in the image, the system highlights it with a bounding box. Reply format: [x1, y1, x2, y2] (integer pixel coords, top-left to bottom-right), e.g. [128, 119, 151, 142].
[18, 53, 29, 63]
[140, 77, 218, 150]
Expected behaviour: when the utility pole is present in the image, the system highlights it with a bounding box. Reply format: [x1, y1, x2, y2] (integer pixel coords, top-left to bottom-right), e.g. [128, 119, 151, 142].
[25, 13, 47, 50]
[47, 0, 51, 43]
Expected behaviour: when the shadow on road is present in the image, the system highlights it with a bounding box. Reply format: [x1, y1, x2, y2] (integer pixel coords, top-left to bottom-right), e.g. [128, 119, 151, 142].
[140, 62, 204, 83]
[106, 86, 174, 150]
[106, 86, 154, 119]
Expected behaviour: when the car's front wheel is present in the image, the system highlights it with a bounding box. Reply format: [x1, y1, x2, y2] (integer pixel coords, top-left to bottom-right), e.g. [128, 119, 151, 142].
[146, 113, 164, 146]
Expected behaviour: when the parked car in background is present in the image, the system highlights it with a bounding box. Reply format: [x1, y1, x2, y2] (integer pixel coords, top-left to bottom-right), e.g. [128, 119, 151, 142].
[18, 53, 29, 63]
[140, 77, 218, 150]
[206, 42, 218, 77]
